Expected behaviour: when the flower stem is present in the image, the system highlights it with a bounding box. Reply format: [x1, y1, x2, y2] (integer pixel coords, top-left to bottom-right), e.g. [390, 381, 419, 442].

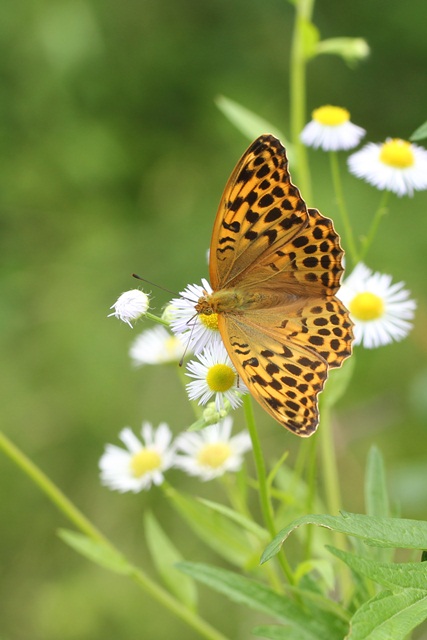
[242, 396, 295, 584]
[329, 151, 359, 267]
[360, 190, 390, 262]
[289, 0, 315, 202]
[0, 430, 110, 547]
[145, 311, 170, 327]
[0, 430, 229, 640]
[318, 400, 352, 596]
[318, 399, 341, 517]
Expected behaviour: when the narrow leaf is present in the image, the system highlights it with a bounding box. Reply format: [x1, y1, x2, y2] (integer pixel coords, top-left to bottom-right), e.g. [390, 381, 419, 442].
[58, 529, 132, 575]
[165, 486, 257, 567]
[198, 498, 269, 542]
[144, 512, 197, 609]
[178, 562, 347, 640]
[410, 120, 427, 141]
[365, 446, 390, 518]
[364, 446, 393, 563]
[301, 19, 320, 59]
[322, 356, 355, 408]
[347, 589, 427, 640]
[328, 546, 427, 591]
[261, 513, 427, 564]
[215, 95, 289, 150]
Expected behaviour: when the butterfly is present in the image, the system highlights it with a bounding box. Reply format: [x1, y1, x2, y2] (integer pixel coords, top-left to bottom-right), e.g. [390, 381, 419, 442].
[195, 135, 353, 436]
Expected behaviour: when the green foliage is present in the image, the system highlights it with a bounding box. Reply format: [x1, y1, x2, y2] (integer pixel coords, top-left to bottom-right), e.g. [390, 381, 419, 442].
[58, 529, 132, 576]
[410, 120, 427, 141]
[144, 511, 198, 609]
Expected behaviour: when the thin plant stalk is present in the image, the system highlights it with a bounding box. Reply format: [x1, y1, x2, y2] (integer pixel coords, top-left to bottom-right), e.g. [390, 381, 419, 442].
[360, 190, 390, 262]
[0, 430, 229, 640]
[289, 0, 315, 202]
[242, 395, 295, 585]
[329, 151, 359, 266]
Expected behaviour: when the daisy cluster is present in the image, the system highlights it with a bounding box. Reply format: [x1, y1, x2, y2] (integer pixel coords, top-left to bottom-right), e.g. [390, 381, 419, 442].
[300, 104, 427, 196]
[99, 417, 251, 492]
[104, 282, 252, 493]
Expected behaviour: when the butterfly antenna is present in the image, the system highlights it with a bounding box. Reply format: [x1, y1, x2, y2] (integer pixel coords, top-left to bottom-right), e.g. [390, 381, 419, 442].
[132, 273, 178, 297]
[178, 312, 198, 367]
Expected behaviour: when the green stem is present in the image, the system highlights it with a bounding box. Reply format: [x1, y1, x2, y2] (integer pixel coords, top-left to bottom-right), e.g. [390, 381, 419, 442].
[0, 430, 229, 640]
[360, 190, 390, 262]
[304, 434, 318, 559]
[318, 398, 341, 516]
[289, 0, 315, 202]
[242, 396, 294, 584]
[0, 430, 110, 547]
[318, 400, 352, 596]
[329, 151, 358, 267]
[145, 311, 170, 327]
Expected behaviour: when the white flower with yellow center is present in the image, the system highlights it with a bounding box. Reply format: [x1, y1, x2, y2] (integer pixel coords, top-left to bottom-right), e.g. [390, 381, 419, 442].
[348, 138, 427, 196]
[99, 422, 175, 492]
[186, 342, 248, 411]
[174, 417, 251, 481]
[130, 326, 186, 366]
[108, 289, 149, 327]
[169, 279, 222, 354]
[338, 263, 416, 349]
[300, 105, 365, 151]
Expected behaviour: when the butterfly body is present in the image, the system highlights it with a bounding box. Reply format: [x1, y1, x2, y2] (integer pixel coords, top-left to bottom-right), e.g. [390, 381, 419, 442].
[202, 135, 353, 436]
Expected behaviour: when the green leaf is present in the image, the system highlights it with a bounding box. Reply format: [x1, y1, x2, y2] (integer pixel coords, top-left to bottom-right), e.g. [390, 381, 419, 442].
[58, 529, 132, 575]
[365, 446, 390, 518]
[177, 562, 347, 640]
[144, 512, 197, 609]
[198, 498, 269, 543]
[347, 589, 427, 640]
[301, 20, 320, 59]
[328, 546, 427, 591]
[215, 95, 290, 150]
[165, 486, 259, 568]
[253, 624, 318, 639]
[294, 559, 335, 591]
[316, 38, 370, 67]
[410, 120, 427, 141]
[322, 355, 355, 408]
[261, 513, 427, 564]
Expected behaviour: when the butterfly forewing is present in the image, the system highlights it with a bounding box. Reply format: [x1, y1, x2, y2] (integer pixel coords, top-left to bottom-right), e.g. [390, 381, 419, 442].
[210, 135, 309, 290]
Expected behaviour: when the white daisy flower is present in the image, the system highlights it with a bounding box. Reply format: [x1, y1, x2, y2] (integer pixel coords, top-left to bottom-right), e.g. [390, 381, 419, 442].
[300, 105, 365, 151]
[186, 342, 248, 411]
[338, 263, 416, 349]
[347, 138, 427, 197]
[174, 417, 252, 481]
[169, 279, 223, 354]
[108, 289, 149, 328]
[99, 422, 175, 493]
[129, 325, 186, 366]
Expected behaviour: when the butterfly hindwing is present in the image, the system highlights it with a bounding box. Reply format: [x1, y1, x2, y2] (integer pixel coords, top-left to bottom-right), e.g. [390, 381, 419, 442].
[218, 311, 328, 436]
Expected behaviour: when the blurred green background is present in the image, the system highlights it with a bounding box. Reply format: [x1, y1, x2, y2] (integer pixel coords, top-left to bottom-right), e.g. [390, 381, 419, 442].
[1, 0, 427, 638]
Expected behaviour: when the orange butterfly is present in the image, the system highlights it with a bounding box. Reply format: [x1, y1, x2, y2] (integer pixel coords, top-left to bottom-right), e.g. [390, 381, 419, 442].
[195, 135, 353, 436]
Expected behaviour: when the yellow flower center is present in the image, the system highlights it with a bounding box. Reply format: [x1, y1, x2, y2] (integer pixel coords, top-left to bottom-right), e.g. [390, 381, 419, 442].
[349, 292, 385, 321]
[130, 449, 161, 477]
[379, 138, 414, 168]
[206, 363, 236, 392]
[197, 442, 231, 468]
[199, 313, 219, 331]
[312, 105, 350, 127]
